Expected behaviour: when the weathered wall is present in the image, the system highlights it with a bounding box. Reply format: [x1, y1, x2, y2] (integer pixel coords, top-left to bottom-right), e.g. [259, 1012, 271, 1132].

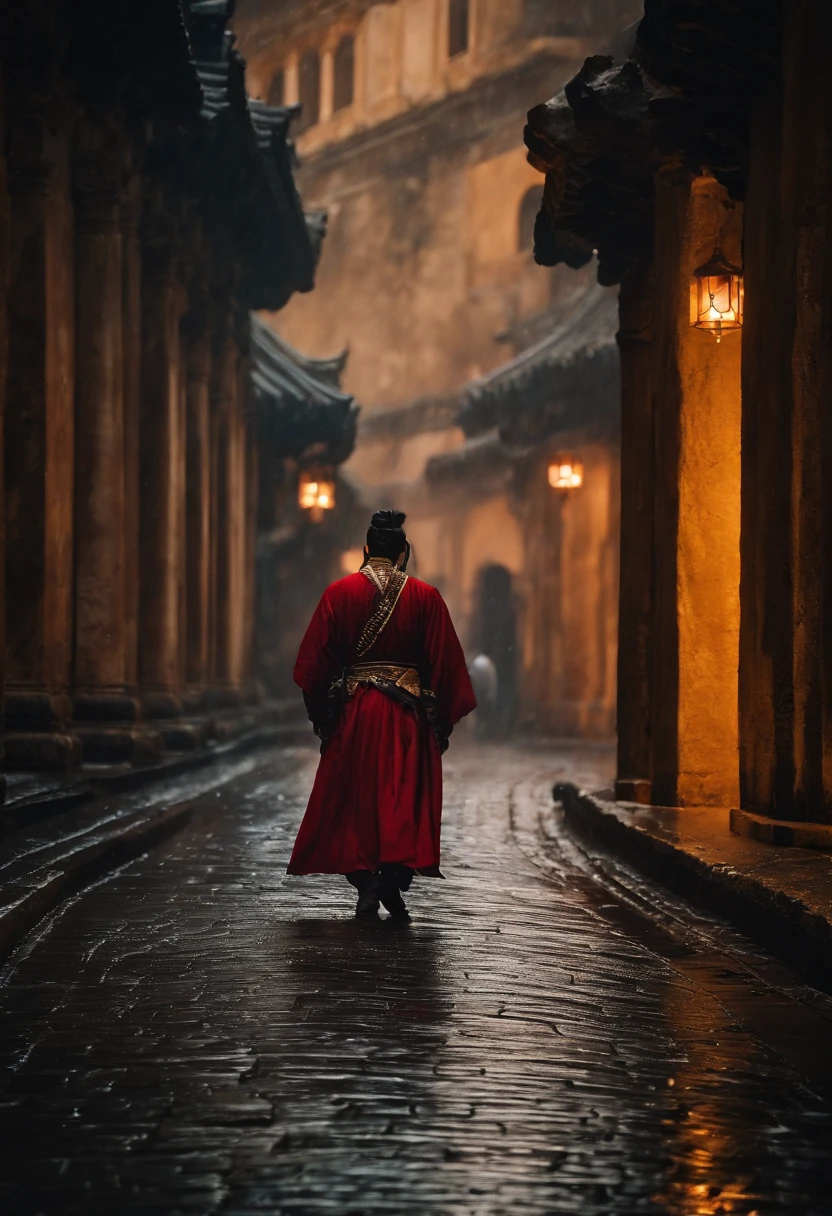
[615, 254, 654, 789]
[235, 0, 631, 737]
[651, 173, 742, 808]
[260, 89, 559, 411]
[519, 443, 619, 736]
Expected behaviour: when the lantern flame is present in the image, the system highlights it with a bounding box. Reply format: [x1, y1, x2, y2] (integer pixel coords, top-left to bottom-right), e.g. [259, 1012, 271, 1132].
[548, 459, 584, 491]
[298, 468, 336, 516]
[691, 248, 743, 342]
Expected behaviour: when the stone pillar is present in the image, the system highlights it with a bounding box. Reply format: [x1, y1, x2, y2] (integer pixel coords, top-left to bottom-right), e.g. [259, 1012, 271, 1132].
[244, 426, 259, 698]
[284, 53, 300, 105]
[650, 172, 742, 808]
[738, 1, 832, 824]
[183, 295, 213, 704]
[4, 114, 80, 770]
[121, 177, 142, 695]
[70, 124, 154, 764]
[229, 351, 251, 691]
[139, 209, 185, 720]
[320, 48, 335, 123]
[0, 82, 8, 793]
[615, 255, 655, 803]
[209, 318, 246, 708]
[215, 344, 237, 695]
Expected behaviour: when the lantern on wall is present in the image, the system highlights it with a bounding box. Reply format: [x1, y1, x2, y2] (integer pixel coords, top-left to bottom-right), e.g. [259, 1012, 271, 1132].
[690, 248, 744, 342]
[298, 467, 336, 522]
[548, 457, 583, 492]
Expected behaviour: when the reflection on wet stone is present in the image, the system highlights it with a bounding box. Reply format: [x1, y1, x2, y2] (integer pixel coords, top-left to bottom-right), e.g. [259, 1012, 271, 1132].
[1, 744, 832, 1214]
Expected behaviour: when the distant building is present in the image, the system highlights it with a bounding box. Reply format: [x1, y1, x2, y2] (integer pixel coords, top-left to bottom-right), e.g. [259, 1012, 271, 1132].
[234, 0, 637, 734]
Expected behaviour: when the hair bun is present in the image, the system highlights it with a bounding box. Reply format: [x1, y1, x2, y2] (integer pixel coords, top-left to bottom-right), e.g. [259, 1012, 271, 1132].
[371, 509, 406, 531]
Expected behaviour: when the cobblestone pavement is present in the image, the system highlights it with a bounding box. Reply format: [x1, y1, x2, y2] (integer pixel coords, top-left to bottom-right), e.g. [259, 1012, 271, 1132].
[2, 740, 832, 1215]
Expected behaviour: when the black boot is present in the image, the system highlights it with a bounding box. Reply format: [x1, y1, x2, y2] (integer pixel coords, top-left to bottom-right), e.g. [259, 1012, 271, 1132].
[347, 871, 381, 917]
[378, 867, 411, 921]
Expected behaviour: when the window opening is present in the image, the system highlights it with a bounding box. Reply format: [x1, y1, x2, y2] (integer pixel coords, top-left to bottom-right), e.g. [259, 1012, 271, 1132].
[298, 50, 321, 131]
[448, 0, 469, 58]
[267, 68, 285, 107]
[333, 35, 355, 111]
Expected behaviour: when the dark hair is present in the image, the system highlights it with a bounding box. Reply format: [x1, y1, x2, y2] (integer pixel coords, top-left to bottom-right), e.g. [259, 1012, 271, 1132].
[366, 509, 407, 560]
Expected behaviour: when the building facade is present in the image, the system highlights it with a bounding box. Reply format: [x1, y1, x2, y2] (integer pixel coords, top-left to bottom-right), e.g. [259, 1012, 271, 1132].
[234, 0, 638, 733]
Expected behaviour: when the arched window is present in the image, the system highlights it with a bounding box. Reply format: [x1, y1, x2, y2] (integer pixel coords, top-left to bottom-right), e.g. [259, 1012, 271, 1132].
[298, 50, 321, 131]
[267, 67, 285, 107]
[448, 0, 469, 58]
[333, 35, 355, 111]
[518, 186, 540, 252]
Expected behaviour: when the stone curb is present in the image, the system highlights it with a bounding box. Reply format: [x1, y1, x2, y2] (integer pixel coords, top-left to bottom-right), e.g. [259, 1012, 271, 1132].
[0, 798, 197, 963]
[558, 783, 832, 995]
[730, 806, 832, 851]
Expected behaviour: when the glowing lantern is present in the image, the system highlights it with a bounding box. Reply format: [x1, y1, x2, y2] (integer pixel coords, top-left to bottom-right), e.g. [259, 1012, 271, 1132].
[298, 467, 336, 521]
[690, 248, 743, 343]
[548, 458, 583, 492]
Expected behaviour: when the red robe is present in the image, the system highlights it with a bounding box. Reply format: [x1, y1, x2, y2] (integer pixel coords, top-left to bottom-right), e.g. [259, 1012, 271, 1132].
[288, 571, 477, 875]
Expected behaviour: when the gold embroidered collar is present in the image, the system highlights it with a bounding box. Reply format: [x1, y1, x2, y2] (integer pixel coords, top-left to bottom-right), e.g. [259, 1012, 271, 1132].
[361, 557, 396, 593]
[357, 559, 408, 657]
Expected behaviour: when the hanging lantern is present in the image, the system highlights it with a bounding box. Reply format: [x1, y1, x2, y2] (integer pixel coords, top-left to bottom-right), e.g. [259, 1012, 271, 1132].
[548, 457, 583, 492]
[298, 467, 336, 521]
[690, 249, 744, 343]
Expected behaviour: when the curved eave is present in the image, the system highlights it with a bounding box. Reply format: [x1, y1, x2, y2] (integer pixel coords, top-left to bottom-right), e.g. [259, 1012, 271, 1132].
[179, 4, 317, 308]
[250, 318, 359, 463]
[459, 284, 620, 438]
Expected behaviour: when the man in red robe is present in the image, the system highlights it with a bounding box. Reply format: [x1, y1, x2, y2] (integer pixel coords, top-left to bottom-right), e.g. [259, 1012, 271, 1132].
[288, 510, 477, 919]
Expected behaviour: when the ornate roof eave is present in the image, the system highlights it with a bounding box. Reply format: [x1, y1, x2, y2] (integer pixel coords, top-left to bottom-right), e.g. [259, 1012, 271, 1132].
[250, 317, 359, 464]
[258, 322, 348, 386]
[458, 281, 620, 441]
[525, 0, 781, 285]
[160, 0, 318, 308]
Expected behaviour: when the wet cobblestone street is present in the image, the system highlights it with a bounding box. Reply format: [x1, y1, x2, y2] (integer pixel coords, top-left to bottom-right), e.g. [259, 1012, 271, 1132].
[2, 741, 832, 1215]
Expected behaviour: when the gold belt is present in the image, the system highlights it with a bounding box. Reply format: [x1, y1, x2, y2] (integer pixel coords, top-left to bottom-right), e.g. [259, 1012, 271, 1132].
[346, 662, 421, 698]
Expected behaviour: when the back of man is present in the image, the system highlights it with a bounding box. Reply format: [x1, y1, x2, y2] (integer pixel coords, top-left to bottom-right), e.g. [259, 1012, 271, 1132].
[287, 510, 477, 919]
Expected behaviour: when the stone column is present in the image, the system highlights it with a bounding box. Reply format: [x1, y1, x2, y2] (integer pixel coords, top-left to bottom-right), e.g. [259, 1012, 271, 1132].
[0, 83, 8, 794]
[615, 255, 655, 803]
[738, 1, 832, 824]
[138, 204, 186, 721]
[320, 48, 335, 123]
[70, 123, 149, 764]
[650, 172, 742, 808]
[284, 53, 300, 105]
[229, 349, 250, 691]
[121, 176, 142, 695]
[183, 294, 213, 705]
[209, 316, 246, 710]
[4, 112, 80, 770]
[213, 332, 237, 698]
[244, 426, 259, 699]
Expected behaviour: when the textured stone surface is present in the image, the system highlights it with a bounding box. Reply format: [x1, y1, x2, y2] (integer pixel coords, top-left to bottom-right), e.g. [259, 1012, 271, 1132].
[2, 740, 832, 1214]
[560, 783, 832, 992]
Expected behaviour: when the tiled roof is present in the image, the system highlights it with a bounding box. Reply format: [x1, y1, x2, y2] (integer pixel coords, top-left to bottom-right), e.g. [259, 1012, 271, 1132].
[250, 317, 359, 464]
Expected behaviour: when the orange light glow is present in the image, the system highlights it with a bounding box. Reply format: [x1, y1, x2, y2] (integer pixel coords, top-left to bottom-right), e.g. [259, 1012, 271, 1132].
[548, 458, 584, 491]
[340, 547, 364, 574]
[690, 249, 743, 343]
[298, 468, 336, 518]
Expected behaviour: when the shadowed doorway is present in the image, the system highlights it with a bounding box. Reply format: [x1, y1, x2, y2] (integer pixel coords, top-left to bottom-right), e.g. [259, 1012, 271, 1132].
[471, 563, 518, 736]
